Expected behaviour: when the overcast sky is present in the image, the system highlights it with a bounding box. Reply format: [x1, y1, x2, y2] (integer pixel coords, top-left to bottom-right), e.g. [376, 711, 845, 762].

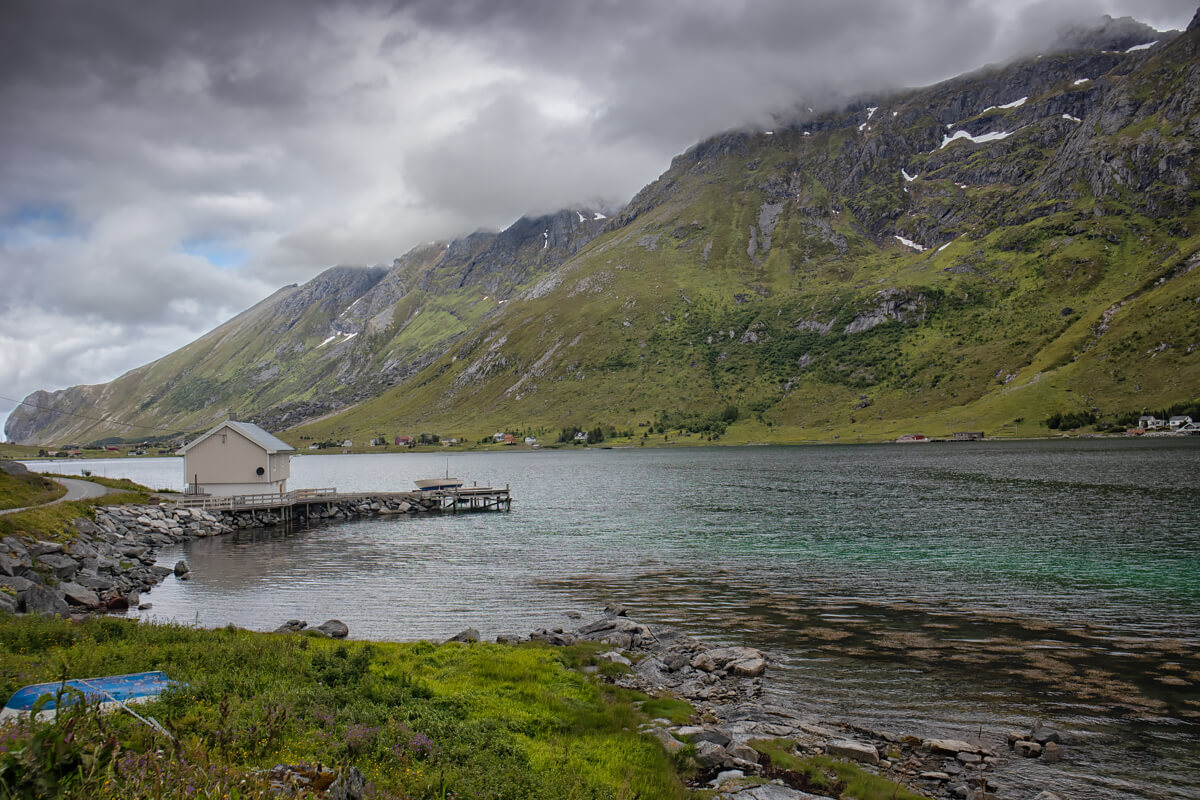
[1, 0, 1195, 436]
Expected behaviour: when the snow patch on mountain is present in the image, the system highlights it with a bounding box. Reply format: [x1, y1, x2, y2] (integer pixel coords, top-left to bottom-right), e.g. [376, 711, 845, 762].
[939, 129, 1015, 149]
[894, 235, 927, 252]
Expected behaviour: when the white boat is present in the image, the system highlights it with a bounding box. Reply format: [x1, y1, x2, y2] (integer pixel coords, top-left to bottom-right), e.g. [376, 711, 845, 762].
[414, 477, 464, 491]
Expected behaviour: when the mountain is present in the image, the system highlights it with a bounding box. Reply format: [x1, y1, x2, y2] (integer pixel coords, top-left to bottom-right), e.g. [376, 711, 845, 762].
[8, 14, 1200, 446]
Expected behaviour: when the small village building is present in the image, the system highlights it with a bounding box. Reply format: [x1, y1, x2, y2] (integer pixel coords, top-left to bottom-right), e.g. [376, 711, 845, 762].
[952, 431, 985, 441]
[524, 436, 537, 445]
[574, 431, 589, 442]
[1139, 415, 1165, 430]
[442, 438, 458, 446]
[342, 440, 353, 448]
[177, 420, 296, 497]
[492, 432, 507, 443]
[1168, 415, 1193, 429]
[395, 435, 415, 447]
[503, 434, 516, 445]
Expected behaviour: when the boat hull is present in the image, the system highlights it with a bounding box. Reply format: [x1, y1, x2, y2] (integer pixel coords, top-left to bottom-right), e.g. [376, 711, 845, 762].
[414, 478, 464, 491]
[1, 670, 175, 721]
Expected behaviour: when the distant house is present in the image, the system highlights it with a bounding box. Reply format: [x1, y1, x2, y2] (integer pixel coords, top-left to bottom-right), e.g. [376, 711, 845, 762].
[952, 431, 984, 441]
[395, 435, 415, 447]
[1168, 415, 1193, 429]
[492, 432, 507, 443]
[1139, 415, 1165, 430]
[896, 434, 929, 443]
[176, 420, 296, 497]
[442, 438, 458, 446]
[503, 434, 516, 445]
[105, 445, 120, 452]
[308, 443, 321, 450]
[574, 431, 589, 442]
[342, 440, 353, 448]
[524, 436, 537, 445]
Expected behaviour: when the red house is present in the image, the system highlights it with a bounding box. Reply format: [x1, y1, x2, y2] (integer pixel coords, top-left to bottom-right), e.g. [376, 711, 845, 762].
[394, 435, 415, 447]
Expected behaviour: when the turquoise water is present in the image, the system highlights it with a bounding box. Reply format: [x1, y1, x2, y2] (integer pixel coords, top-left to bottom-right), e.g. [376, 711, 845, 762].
[32, 438, 1200, 799]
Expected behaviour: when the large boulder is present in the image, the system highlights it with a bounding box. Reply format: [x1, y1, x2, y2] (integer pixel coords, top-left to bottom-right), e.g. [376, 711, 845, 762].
[19, 584, 70, 617]
[36, 553, 78, 581]
[924, 738, 991, 756]
[59, 582, 101, 609]
[576, 616, 655, 649]
[316, 619, 349, 639]
[445, 627, 480, 643]
[826, 738, 879, 765]
[274, 619, 307, 633]
[691, 647, 767, 678]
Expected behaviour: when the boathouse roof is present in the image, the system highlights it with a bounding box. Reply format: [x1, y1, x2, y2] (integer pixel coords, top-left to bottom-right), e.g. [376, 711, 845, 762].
[176, 420, 296, 456]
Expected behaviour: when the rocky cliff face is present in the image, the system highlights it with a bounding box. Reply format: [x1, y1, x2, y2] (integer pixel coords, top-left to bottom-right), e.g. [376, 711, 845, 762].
[8, 13, 1199, 445]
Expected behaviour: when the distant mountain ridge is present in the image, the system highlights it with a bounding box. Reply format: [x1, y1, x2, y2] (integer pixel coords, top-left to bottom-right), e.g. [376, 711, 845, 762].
[8, 12, 1200, 446]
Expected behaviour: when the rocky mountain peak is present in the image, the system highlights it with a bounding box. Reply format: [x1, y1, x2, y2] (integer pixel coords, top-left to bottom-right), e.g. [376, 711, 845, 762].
[1190, 6, 1200, 32]
[1049, 14, 1173, 53]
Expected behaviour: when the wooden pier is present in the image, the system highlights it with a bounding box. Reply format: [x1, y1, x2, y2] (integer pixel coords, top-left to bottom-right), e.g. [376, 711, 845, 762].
[167, 485, 512, 516]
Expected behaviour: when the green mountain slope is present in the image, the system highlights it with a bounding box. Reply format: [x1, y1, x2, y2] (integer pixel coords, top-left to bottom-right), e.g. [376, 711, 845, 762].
[8, 16, 1200, 446]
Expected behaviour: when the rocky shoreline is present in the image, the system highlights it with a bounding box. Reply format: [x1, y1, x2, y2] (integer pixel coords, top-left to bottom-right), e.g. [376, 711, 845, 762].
[0, 494, 456, 617]
[498, 608, 1067, 800]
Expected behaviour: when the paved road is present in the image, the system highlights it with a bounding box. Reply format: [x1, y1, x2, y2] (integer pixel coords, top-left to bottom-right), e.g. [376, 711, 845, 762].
[0, 476, 117, 516]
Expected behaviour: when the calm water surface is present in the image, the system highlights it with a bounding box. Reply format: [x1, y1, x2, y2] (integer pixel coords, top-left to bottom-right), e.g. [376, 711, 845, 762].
[33, 439, 1200, 800]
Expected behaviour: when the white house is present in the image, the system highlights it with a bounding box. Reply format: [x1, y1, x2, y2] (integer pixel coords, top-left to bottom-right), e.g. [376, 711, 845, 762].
[1168, 415, 1193, 429]
[573, 431, 589, 442]
[524, 436, 537, 445]
[492, 432, 507, 442]
[1138, 415, 1165, 430]
[176, 420, 296, 496]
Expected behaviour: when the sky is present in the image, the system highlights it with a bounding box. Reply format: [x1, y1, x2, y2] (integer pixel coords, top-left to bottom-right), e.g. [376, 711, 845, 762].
[1, 0, 1196, 436]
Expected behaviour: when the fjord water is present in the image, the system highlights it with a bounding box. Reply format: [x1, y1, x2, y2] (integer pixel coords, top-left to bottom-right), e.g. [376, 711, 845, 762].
[38, 439, 1200, 799]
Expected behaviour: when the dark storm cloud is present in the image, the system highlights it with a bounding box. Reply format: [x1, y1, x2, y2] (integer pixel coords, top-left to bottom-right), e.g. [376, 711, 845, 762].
[1, 0, 1196, 430]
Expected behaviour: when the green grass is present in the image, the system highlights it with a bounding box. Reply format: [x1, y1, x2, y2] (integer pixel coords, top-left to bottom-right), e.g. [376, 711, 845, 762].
[0, 476, 154, 542]
[0, 469, 65, 511]
[0, 615, 687, 800]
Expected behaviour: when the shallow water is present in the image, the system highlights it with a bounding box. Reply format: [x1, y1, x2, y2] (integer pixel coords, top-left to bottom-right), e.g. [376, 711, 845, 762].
[32, 439, 1200, 799]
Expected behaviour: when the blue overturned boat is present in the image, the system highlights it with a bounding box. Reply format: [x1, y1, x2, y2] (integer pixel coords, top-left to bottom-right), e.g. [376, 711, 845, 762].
[0, 670, 175, 722]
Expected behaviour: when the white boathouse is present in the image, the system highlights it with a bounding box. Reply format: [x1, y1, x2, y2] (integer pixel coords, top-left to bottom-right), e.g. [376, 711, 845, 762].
[177, 420, 296, 496]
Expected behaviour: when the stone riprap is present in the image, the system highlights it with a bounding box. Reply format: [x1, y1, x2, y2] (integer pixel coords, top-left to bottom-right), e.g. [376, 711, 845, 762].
[517, 609, 1062, 800]
[0, 504, 230, 616]
[220, 494, 445, 529]
[0, 494, 457, 617]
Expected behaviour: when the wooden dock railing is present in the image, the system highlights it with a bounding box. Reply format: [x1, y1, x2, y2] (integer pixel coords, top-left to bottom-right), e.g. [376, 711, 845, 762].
[175, 487, 338, 511]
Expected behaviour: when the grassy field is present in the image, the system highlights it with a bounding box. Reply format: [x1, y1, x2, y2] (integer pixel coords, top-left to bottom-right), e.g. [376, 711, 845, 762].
[0, 615, 690, 799]
[0, 469, 65, 512]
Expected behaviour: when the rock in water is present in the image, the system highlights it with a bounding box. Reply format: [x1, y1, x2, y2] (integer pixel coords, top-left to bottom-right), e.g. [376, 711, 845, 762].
[445, 627, 480, 643]
[316, 619, 349, 639]
[174, 560, 190, 576]
[274, 619, 307, 633]
[691, 646, 767, 678]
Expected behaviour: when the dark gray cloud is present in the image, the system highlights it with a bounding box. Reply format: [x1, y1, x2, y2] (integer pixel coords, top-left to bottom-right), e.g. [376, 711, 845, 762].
[1, 0, 1196, 432]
